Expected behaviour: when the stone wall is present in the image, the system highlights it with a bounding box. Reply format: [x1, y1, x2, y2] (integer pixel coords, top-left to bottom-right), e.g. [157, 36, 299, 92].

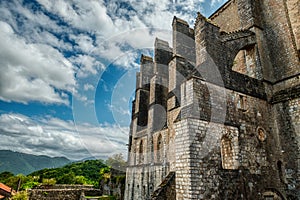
[286, 0, 300, 52]
[172, 17, 195, 63]
[28, 185, 101, 200]
[29, 189, 81, 200]
[272, 97, 300, 199]
[125, 0, 300, 199]
[261, 0, 300, 81]
[209, 0, 241, 32]
[210, 0, 300, 83]
[125, 126, 171, 200]
[125, 165, 169, 200]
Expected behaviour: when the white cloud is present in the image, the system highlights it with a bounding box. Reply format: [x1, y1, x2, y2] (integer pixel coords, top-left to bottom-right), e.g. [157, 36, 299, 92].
[108, 104, 131, 116]
[73, 91, 94, 106]
[0, 113, 128, 160]
[211, 0, 227, 7]
[70, 33, 95, 54]
[83, 83, 94, 91]
[0, 0, 226, 105]
[34, 0, 203, 65]
[113, 51, 140, 70]
[32, 30, 73, 51]
[0, 0, 67, 41]
[70, 54, 104, 78]
[113, 28, 171, 50]
[0, 21, 76, 105]
[37, 0, 116, 36]
[95, 39, 125, 62]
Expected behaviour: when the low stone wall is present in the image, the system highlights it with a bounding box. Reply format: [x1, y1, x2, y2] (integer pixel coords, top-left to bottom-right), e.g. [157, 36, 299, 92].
[28, 185, 102, 200]
[35, 185, 95, 190]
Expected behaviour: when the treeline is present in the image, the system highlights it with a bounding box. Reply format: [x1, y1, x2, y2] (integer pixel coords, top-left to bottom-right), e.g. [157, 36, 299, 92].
[0, 154, 127, 191]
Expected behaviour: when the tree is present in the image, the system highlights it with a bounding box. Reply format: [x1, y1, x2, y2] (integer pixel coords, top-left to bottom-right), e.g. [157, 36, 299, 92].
[99, 167, 111, 180]
[74, 176, 88, 185]
[42, 178, 56, 185]
[4, 174, 28, 190]
[0, 171, 14, 182]
[57, 172, 76, 184]
[105, 154, 127, 171]
[11, 191, 28, 200]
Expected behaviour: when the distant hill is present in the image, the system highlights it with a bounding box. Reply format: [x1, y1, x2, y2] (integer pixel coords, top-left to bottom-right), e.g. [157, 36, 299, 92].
[29, 159, 107, 185]
[0, 150, 70, 175]
[79, 156, 98, 161]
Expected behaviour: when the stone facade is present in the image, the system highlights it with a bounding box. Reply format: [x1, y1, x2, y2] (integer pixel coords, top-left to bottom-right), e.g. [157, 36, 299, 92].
[125, 0, 300, 199]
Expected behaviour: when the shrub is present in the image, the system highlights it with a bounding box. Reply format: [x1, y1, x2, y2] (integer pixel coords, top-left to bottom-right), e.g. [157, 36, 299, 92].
[11, 191, 28, 200]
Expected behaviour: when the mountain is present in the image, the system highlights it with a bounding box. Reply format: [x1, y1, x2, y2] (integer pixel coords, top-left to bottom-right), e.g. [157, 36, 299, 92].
[0, 150, 70, 175]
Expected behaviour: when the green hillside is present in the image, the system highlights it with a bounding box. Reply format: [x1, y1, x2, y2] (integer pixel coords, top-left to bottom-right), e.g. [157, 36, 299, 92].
[0, 159, 111, 191]
[0, 150, 70, 175]
[30, 159, 107, 185]
[0, 154, 126, 200]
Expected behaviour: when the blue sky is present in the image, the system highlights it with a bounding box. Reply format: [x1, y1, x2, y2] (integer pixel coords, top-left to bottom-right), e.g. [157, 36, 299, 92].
[0, 0, 227, 160]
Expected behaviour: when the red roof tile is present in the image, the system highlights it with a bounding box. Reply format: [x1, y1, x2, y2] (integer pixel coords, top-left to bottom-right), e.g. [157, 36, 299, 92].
[0, 183, 11, 193]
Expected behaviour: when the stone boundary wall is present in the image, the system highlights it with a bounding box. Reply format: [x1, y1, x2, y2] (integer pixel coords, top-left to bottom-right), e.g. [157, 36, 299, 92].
[28, 185, 102, 200]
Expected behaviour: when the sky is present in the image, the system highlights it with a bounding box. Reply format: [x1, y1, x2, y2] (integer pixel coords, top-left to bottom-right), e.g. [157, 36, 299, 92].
[0, 0, 228, 161]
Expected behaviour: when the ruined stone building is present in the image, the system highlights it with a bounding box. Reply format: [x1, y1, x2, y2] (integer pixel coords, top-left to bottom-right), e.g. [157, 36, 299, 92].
[125, 0, 300, 199]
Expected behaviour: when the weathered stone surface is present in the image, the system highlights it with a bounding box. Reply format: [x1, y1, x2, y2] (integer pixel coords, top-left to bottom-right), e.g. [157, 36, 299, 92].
[28, 185, 101, 200]
[125, 0, 300, 199]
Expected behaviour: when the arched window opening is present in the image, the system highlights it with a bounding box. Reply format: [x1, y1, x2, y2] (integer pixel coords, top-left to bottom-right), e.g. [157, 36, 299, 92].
[139, 140, 144, 164]
[157, 134, 163, 162]
[232, 45, 257, 78]
[236, 95, 248, 111]
[133, 144, 137, 165]
[277, 160, 285, 183]
[221, 136, 234, 169]
[221, 131, 239, 170]
[142, 186, 146, 197]
[151, 138, 154, 162]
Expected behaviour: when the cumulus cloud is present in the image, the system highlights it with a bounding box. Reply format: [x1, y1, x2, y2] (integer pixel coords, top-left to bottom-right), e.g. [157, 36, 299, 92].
[0, 0, 211, 105]
[0, 21, 76, 105]
[70, 33, 96, 54]
[70, 54, 104, 78]
[73, 91, 94, 106]
[0, 113, 128, 160]
[83, 84, 95, 91]
[36, 0, 116, 36]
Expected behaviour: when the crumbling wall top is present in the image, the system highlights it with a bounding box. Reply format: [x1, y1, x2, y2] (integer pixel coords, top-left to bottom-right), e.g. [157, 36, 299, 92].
[195, 12, 220, 30]
[172, 16, 189, 26]
[140, 54, 153, 64]
[155, 38, 171, 51]
[209, 0, 233, 20]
